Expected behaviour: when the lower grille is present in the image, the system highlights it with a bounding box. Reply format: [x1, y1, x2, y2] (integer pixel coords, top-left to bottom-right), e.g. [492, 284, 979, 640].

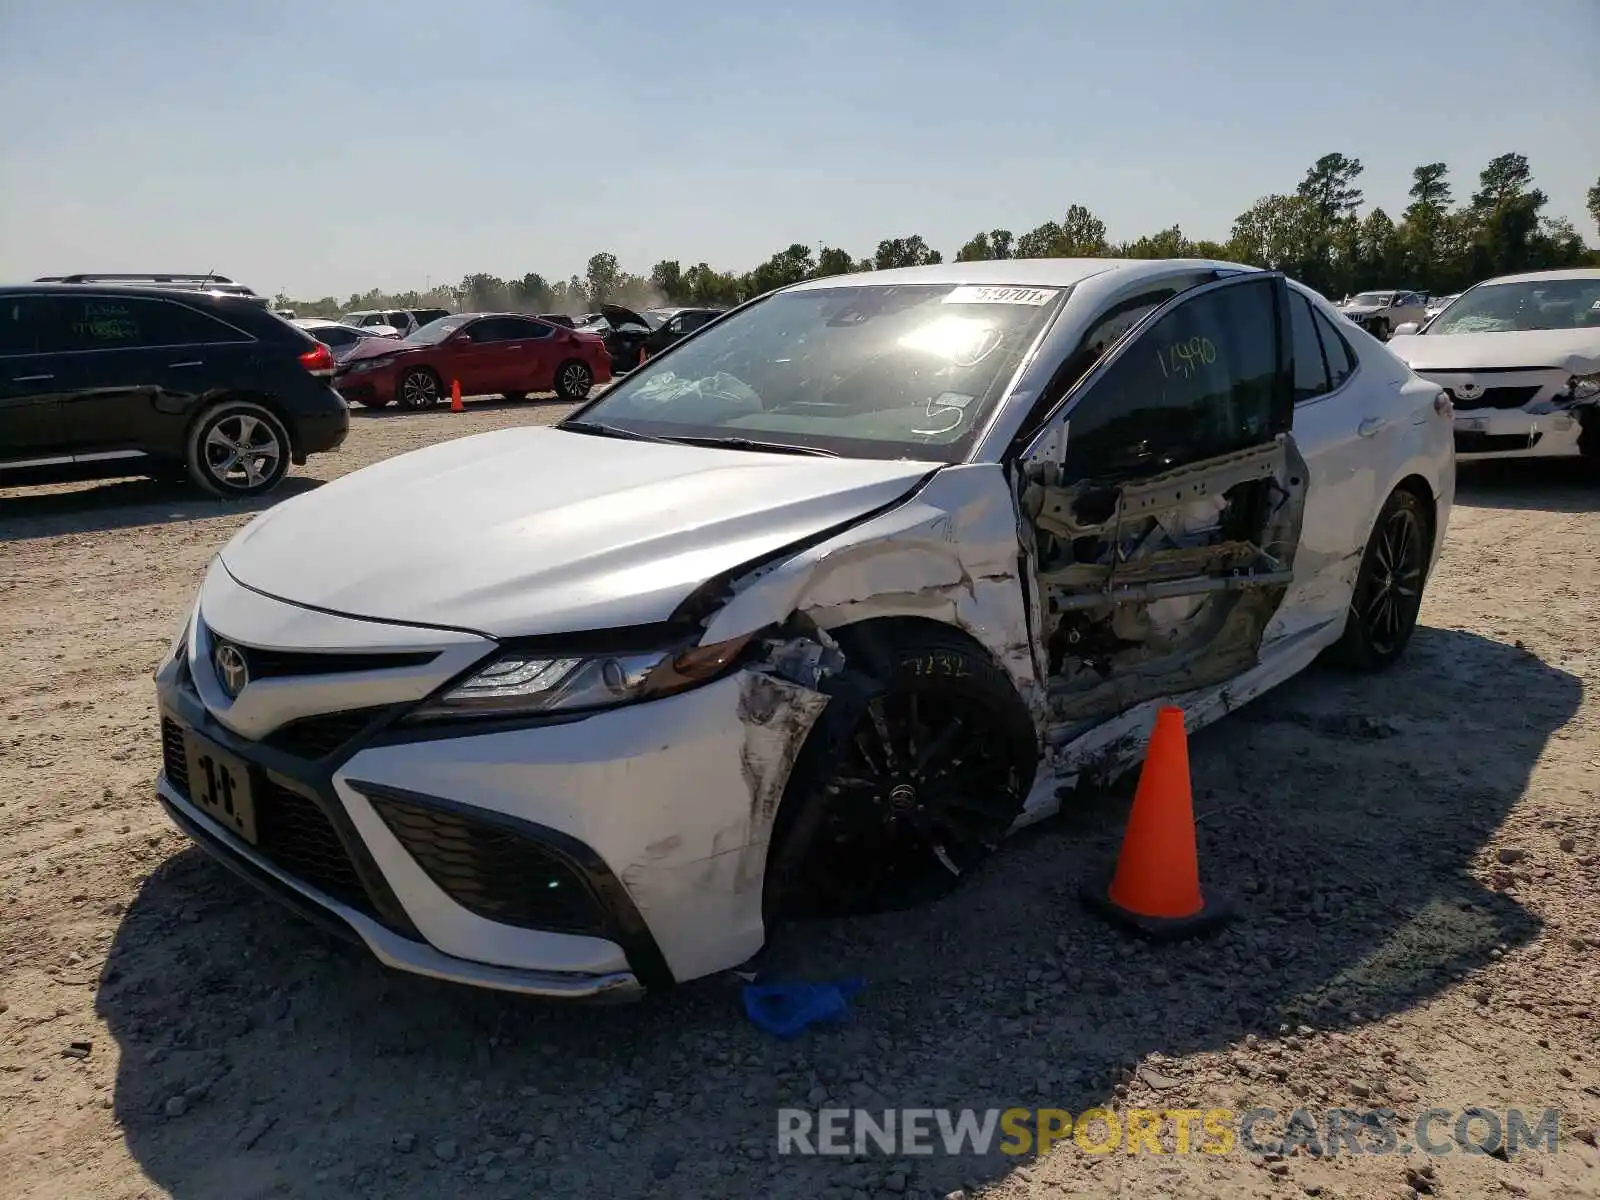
[368, 794, 607, 937]
[161, 716, 378, 921]
[160, 718, 190, 794]
[1456, 430, 1544, 454]
[1447, 385, 1542, 411]
[257, 781, 375, 917]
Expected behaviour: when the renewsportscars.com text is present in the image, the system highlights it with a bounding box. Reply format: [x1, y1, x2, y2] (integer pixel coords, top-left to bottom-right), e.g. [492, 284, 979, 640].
[776, 1106, 1562, 1158]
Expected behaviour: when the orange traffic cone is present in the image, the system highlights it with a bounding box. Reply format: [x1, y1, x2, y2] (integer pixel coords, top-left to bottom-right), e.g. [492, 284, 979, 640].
[450, 379, 464, 412]
[1080, 706, 1233, 939]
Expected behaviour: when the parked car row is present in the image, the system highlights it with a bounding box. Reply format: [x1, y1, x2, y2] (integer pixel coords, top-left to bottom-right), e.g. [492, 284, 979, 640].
[4, 263, 1591, 515]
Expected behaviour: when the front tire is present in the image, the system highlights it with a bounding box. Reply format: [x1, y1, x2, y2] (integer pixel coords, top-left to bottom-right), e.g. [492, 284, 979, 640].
[765, 626, 1037, 920]
[398, 368, 442, 410]
[185, 401, 291, 499]
[554, 359, 593, 402]
[1329, 488, 1430, 671]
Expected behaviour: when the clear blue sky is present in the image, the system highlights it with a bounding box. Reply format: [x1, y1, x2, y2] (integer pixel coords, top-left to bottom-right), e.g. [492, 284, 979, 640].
[1, 0, 1595, 299]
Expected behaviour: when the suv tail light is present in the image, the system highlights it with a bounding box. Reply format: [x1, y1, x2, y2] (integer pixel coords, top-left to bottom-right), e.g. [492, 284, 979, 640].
[299, 343, 336, 378]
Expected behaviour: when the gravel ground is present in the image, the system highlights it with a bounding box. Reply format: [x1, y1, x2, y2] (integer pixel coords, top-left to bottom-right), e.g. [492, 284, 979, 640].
[1, 400, 1597, 1200]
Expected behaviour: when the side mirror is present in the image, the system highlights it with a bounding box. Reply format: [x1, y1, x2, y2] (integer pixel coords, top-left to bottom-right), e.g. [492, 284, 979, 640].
[1392, 322, 1421, 337]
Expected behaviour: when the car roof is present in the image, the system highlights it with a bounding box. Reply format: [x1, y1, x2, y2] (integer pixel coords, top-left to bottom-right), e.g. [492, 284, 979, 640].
[781, 257, 1256, 294]
[1476, 268, 1600, 286]
[1, 281, 261, 303]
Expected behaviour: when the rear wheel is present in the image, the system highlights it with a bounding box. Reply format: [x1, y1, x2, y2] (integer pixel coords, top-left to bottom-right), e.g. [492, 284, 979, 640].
[554, 359, 593, 401]
[398, 368, 441, 410]
[185, 401, 291, 499]
[765, 626, 1036, 920]
[1329, 488, 1430, 671]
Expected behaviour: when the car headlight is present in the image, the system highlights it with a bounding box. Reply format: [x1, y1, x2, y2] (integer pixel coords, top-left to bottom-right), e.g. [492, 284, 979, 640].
[1569, 372, 1600, 403]
[349, 356, 396, 374]
[407, 634, 755, 722]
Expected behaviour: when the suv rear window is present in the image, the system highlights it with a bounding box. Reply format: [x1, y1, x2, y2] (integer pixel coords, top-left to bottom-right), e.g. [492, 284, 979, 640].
[50, 296, 249, 351]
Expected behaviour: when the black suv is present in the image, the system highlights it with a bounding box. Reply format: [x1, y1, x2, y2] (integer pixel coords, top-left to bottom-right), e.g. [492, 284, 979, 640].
[1, 283, 349, 498]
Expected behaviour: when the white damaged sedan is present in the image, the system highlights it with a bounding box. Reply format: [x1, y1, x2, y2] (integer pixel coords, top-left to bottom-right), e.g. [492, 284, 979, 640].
[154, 259, 1455, 999]
[1387, 268, 1600, 461]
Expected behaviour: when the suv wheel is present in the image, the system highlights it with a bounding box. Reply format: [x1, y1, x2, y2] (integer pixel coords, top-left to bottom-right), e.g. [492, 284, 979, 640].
[186, 401, 291, 498]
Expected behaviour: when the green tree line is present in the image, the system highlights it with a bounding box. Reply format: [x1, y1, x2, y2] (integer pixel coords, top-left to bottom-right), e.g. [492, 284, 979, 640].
[279, 153, 1600, 320]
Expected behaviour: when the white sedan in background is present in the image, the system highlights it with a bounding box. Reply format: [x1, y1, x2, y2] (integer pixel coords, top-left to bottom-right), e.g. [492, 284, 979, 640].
[1388, 268, 1600, 460]
[154, 259, 1454, 998]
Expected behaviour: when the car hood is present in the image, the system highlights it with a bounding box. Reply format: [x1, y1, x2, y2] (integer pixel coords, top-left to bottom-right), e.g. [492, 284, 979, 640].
[600, 302, 655, 331]
[218, 425, 939, 638]
[341, 336, 420, 364]
[1386, 329, 1600, 374]
[1339, 305, 1383, 316]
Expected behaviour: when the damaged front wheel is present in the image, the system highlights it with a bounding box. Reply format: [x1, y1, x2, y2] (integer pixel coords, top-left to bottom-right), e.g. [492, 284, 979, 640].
[766, 627, 1037, 920]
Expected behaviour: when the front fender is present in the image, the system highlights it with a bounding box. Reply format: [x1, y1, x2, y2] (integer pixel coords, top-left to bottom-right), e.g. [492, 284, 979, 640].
[701, 464, 1045, 720]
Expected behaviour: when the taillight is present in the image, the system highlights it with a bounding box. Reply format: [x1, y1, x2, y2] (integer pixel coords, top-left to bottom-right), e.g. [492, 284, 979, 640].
[299, 343, 335, 377]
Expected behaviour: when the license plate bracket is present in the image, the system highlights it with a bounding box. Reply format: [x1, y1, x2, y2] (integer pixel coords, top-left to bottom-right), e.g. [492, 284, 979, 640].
[182, 729, 259, 845]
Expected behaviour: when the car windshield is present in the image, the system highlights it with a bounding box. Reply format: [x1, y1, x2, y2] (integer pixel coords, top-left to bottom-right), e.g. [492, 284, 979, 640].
[567, 282, 1070, 462]
[1424, 279, 1600, 334]
[404, 316, 471, 345]
[1350, 292, 1394, 306]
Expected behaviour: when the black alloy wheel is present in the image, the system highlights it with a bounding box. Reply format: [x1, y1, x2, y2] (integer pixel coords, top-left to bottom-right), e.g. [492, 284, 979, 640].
[767, 629, 1036, 919]
[1331, 488, 1429, 670]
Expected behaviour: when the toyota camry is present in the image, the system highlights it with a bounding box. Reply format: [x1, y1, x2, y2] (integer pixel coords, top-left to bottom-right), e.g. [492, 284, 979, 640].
[154, 259, 1455, 999]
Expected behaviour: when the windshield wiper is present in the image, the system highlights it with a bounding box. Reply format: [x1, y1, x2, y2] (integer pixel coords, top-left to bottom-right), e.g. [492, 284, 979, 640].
[662, 435, 839, 458]
[559, 419, 676, 444]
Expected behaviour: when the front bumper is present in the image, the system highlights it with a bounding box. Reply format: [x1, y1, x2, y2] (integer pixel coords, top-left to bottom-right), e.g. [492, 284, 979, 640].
[334, 365, 399, 406]
[1417, 368, 1586, 459]
[151, 575, 827, 996]
[156, 775, 642, 999]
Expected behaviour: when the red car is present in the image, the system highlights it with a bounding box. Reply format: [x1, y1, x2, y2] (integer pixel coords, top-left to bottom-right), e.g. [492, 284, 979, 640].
[334, 312, 611, 409]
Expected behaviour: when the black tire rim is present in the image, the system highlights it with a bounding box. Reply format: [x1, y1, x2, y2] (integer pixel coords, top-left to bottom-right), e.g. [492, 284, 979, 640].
[203, 412, 283, 492]
[560, 362, 592, 398]
[786, 686, 1022, 916]
[401, 371, 438, 408]
[1358, 505, 1424, 655]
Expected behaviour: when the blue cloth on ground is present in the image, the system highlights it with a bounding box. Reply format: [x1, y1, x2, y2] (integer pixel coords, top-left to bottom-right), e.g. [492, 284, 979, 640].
[741, 978, 866, 1038]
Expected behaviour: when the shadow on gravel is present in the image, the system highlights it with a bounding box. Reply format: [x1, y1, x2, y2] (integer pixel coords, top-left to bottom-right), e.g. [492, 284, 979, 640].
[1456, 456, 1600, 513]
[0, 475, 320, 542]
[94, 627, 1577, 1200]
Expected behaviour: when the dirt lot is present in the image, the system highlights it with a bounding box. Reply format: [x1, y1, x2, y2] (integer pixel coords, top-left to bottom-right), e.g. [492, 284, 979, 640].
[1, 402, 1597, 1200]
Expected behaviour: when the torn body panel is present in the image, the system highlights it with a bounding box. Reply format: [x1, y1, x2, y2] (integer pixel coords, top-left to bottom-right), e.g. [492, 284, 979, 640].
[701, 464, 1046, 717]
[1019, 437, 1308, 725]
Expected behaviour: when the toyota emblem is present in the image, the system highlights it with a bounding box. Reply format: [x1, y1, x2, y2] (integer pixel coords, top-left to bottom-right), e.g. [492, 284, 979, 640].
[1456, 381, 1483, 400]
[213, 642, 249, 699]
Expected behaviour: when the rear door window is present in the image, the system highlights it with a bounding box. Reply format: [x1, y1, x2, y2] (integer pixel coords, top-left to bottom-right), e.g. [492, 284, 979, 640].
[1312, 308, 1356, 390]
[0, 296, 57, 357]
[53, 296, 246, 351]
[1289, 292, 1331, 402]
